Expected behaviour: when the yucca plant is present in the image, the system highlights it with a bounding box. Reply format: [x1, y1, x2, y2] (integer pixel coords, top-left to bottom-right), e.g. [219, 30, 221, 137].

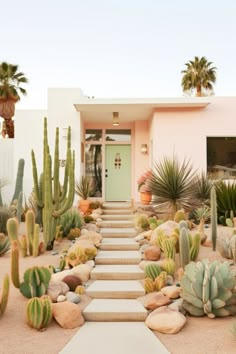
[193, 173, 212, 206]
[215, 181, 236, 223]
[148, 157, 198, 218]
[75, 176, 95, 200]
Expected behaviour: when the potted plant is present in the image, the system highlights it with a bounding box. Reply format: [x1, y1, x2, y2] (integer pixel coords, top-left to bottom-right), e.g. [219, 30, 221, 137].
[75, 176, 95, 212]
[137, 170, 153, 205]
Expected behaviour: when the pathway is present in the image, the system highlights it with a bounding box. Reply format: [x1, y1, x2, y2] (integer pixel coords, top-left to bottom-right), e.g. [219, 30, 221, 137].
[60, 202, 169, 354]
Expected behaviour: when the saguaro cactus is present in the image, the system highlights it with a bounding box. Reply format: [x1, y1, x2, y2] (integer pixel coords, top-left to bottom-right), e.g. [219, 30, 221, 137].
[31, 118, 75, 250]
[211, 185, 217, 251]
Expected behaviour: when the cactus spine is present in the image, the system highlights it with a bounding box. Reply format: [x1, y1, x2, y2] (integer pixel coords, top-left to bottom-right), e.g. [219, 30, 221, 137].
[179, 226, 190, 269]
[26, 296, 52, 330]
[211, 185, 217, 251]
[31, 118, 75, 250]
[0, 274, 10, 316]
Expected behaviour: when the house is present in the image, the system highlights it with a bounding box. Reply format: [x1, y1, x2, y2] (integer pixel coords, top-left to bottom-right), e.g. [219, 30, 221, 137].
[1, 88, 236, 203]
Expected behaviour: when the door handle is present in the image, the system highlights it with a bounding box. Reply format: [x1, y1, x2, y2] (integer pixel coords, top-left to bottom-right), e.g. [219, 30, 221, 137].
[105, 174, 108, 178]
[105, 169, 108, 172]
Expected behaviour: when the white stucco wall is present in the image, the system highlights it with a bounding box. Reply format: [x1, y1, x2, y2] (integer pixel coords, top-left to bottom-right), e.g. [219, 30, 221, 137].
[150, 97, 236, 173]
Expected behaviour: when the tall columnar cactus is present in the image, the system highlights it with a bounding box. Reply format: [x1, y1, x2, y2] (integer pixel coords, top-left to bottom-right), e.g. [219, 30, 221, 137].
[31, 117, 75, 250]
[181, 259, 236, 318]
[7, 218, 19, 243]
[26, 209, 36, 255]
[11, 159, 25, 203]
[0, 274, 10, 316]
[11, 240, 20, 288]
[211, 185, 217, 251]
[179, 226, 190, 269]
[0, 233, 10, 256]
[190, 233, 201, 261]
[26, 296, 52, 330]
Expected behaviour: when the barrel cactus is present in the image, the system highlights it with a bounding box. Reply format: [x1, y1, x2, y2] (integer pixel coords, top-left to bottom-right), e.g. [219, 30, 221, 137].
[26, 296, 52, 330]
[20, 266, 51, 298]
[161, 258, 176, 276]
[180, 259, 236, 318]
[144, 263, 162, 281]
[144, 271, 167, 293]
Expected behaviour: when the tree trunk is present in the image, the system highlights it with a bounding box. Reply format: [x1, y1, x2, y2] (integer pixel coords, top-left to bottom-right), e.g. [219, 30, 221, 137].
[196, 86, 202, 97]
[0, 100, 16, 138]
[4, 118, 14, 138]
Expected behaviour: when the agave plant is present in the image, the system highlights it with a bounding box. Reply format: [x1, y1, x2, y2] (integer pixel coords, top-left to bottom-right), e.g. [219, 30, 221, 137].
[148, 157, 198, 218]
[193, 173, 212, 206]
[75, 176, 95, 200]
[215, 181, 236, 222]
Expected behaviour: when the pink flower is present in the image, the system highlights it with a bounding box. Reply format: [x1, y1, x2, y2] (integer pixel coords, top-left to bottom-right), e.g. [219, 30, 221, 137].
[137, 170, 152, 192]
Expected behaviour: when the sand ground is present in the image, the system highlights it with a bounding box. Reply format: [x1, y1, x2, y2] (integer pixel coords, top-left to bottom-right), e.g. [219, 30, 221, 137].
[0, 226, 236, 354]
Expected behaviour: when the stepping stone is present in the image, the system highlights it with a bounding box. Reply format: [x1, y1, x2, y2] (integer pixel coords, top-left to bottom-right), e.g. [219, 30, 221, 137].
[101, 214, 133, 221]
[86, 280, 145, 298]
[60, 322, 170, 354]
[100, 228, 137, 238]
[97, 220, 134, 228]
[91, 265, 145, 280]
[102, 209, 133, 215]
[102, 202, 132, 210]
[95, 251, 141, 265]
[83, 299, 148, 321]
[100, 238, 139, 250]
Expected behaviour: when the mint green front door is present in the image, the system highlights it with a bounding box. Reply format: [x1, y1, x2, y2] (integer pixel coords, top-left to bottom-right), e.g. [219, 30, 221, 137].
[105, 145, 131, 201]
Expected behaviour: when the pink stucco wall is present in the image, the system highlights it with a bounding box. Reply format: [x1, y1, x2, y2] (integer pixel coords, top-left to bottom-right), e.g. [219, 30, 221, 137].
[150, 97, 236, 173]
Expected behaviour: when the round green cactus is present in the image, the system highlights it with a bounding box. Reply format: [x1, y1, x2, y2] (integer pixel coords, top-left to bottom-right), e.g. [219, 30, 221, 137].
[180, 259, 236, 318]
[26, 296, 52, 330]
[144, 263, 162, 281]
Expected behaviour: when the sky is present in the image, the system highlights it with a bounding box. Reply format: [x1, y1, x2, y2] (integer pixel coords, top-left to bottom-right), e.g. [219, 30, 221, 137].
[1, 0, 236, 108]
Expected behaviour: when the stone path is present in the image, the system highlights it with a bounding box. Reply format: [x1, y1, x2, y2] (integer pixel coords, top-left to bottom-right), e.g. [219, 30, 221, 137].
[60, 202, 169, 354]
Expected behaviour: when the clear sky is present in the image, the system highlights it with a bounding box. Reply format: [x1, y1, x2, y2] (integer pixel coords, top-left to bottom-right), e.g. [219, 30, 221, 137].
[2, 0, 236, 108]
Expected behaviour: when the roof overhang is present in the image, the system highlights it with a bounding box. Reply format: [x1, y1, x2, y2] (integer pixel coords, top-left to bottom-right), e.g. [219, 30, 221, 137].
[74, 97, 211, 123]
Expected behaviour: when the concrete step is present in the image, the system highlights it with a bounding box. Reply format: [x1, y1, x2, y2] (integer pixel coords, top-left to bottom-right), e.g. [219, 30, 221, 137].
[101, 214, 133, 221]
[99, 238, 139, 251]
[102, 202, 132, 210]
[86, 280, 145, 298]
[91, 265, 145, 280]
[95, 251, 142, 265]
[97, 220, 134, 228]
[60, 322, 170, 354]
[100, 228, 137, 238]
[83, 299, 148, 321]
[102, 209, 133, 215]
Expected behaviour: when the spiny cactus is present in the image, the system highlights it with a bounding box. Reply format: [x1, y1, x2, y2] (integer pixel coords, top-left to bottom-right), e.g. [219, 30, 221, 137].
[211, 185, 217, 251]
[220, 235, 236, 262]
[67, 244, 97, 267]
[32, 118, 75, 250]
[162, 238, 176, 260]
[7, 218, 19, 243]
[179, 226, 190, 269]
[19, 235, 28, 257]
[144, 271, 167, 293]
[0, 207, 12, 234]
[26, 209, 35, 255]
[0, 274, 10, 316]
[181, 259, 236, 318]
[0, 233, 10, 256]
[11, 240, 20, 288]
[144, 263, 162, 281]
[174, 209, 186, 223]
[190, 233, 201, 261]
[20, 266, 51, 298]
[26, 296, 52, 330]
[161, 258, 176, 276]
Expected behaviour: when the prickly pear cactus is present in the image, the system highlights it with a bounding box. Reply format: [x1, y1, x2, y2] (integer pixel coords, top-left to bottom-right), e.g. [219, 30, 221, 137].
[180, 259, 236, 318]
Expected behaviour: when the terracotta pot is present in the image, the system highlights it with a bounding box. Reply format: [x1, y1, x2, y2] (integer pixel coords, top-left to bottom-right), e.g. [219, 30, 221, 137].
[140, 192, 152, 205]
[78, 200, 90, 213]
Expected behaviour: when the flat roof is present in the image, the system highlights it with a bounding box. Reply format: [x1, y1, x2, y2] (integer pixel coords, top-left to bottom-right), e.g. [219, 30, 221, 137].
[74, 97, 210, 123]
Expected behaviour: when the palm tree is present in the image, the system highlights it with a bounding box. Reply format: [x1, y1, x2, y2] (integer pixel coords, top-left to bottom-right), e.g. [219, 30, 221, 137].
[148, 156, 198, 218]
[0, 62, 28, 138]
[181, 56, 217, 96]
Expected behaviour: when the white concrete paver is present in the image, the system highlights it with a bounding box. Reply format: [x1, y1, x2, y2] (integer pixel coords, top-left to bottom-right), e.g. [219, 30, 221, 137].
[95, 250, 141, 265]
[99, 238, 139, 250]
[100, 227, 137, 238]
[91, 264, 145, 280]
[86, 280, 145, 298]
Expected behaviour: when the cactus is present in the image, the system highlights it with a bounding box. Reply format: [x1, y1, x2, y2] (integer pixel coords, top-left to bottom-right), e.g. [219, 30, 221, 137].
[67, 244, 97, 267]
[0, 274, 10, 316]
[0, 207, 12, 234]
[0, 233, 10, 256]
[144, 263, 162, 281]
[162, 238, 176, 260]
[190, 233, 201, 261]
[19, 235, 28, 257]
[6, 218, 18, 243]
[75, 285, 85, 295]
[220, 235, 236, 262]
[32, 225, 40, 257]
[144, 271, 167, 293]
[180, 259, 236, 318]
[11, 240, 20, 288]
[174, 209, 186, 223]
[161, 258, 176, 276]
[26, 209, 35, 255]
[20, 266, 51, 298]
[26, 296, 52, 330]
[16, 191, 23, 222]
[144, 278, 155, 293]
[179, 220, 189, 230]
[31, 118, 75, 250]
[67, 228, 81, 240]
[179, 226, 190, 269]
[211, 185, 217, 251]
[11, 159, 25, 203]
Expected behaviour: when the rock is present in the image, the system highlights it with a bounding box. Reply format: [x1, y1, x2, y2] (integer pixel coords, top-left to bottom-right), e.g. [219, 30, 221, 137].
[168, 298, 185, 314]
[135, 234, 145, 242]
[85, 260, 95, 270]
[62, 275, 82, 291]
[139, 239, 150, 246]
[144, 292, 172, 310]
[47, 280, 70, 302]
[72, 264, 91, 282]
[52, 302, 84, 329]
[150, 220, 178, 245]
[165, 275, 174, 286]
[140, 244, 150, 253]
[57, 295, 66, 302]
[79, 231, 102, 247]
[145, 306, 186, 334]
[161, 285, 181, 299]
[96, 217, 102, 222]
[203, 239, 212, 247]
[143, 230, 152, 240]
[91, 213, 100, 219]
[139, 260, 163, 271]
[93, 208, 102, 215]
[66, 291, 81, 304]
[144, 246, 161, 261]
[83, 223, 99, 233]
[51, 269, 73, 282]
[81, 229, 88, 235]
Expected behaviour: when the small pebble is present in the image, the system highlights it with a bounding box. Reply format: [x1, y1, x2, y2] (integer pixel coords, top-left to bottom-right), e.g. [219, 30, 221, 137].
[51, 251, 58, 255]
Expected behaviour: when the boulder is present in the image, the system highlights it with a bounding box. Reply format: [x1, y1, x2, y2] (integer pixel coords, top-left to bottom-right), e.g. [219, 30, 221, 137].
[51, 269, 73, 282]
[52, 302, 84, 329]
[145, 306, 186, 334]
[47, 280, 70, 302]
[150, 220, 178, 245]
[144, 246, 161, 261]
[144, 292, 172, 310]
[161, 286, 181, 299]
[57, 295, 66, 302]
[168, 298, 185, 314]
[62, 275, 82, 291]
[79, 231, 102, 247]
[66, 291, 81, 304]
[72, 264, 91, 282]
